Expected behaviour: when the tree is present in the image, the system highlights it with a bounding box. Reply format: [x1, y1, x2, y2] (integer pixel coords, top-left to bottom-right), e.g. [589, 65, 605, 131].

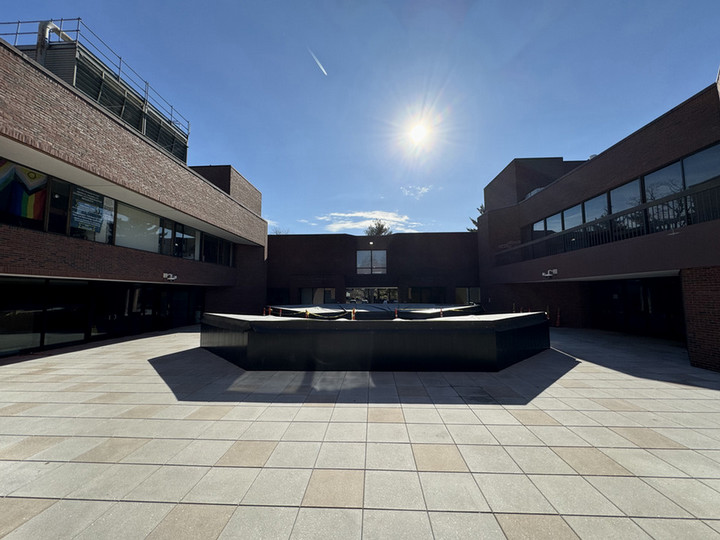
[365, 219, 392, 236]
[271, 226, 290, 235]
[467, 205, 485, 232]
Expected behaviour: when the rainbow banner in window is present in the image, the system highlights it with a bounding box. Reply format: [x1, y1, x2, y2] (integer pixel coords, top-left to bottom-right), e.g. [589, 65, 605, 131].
[0, 159, 48, 221]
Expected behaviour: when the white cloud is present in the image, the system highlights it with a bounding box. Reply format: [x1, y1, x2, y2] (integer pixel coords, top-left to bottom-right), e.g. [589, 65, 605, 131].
[400, 185, 432, 199]
[313, 210, 422, 233]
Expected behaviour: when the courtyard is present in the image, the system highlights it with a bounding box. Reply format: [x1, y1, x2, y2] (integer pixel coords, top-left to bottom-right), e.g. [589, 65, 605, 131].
[1, 327, 720, 538]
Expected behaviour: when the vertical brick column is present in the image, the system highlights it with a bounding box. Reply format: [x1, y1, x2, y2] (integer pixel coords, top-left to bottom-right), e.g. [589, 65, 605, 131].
[682, 266, 720, 372]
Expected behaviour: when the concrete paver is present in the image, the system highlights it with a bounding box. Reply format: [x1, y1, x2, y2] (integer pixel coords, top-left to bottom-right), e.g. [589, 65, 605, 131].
[1, 326, 720, 538]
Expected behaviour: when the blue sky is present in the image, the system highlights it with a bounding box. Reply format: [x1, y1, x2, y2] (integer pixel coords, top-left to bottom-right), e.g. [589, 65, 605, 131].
[4, 1, 720, 234]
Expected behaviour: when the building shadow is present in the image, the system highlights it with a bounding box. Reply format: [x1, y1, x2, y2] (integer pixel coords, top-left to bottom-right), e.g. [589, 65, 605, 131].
[549, 328, 720, 391]
[148, 346, 580, 406]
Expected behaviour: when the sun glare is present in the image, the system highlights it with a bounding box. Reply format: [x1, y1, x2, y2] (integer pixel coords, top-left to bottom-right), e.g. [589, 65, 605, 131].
[410, 123, 428, 144]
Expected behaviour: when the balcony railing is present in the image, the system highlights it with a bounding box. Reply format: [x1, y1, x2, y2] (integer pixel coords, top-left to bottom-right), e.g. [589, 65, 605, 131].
[495, 180, 720, 266]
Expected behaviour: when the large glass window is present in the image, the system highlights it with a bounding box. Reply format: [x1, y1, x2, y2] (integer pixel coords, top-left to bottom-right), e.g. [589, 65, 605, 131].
[610, 179, 641, 213]
[532, 220, 545, 240]
[562, 204, 583, 229]
[684, 144, 720, 188]
[0, 159, 48, 230]
[545, 213, 562, 234]
[357, 250, 387, 274]
[158, 218, 175, 255]
[115, 203, 161, 253]
[644, 162, 683, 201]
[174, 223, 199, 260]
[47, 179, 71, 234]
[583, 193, 608, 222]
[69, 186, 114, 243]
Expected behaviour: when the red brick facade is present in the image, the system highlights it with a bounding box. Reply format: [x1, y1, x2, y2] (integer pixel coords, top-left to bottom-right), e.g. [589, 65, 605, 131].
[682, 266, 720, 372]
[0, 42, 266, 246]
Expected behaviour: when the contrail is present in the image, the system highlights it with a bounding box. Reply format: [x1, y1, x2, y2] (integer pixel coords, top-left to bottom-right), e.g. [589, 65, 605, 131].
[307, 47, 328, 76]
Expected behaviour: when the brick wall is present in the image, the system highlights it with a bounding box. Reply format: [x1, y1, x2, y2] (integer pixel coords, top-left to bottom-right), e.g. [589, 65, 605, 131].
[484, 282, 589, 328]
[0, 41, 266, 246]
[682, 266, 720, 372]
[0, 223, 237, 286]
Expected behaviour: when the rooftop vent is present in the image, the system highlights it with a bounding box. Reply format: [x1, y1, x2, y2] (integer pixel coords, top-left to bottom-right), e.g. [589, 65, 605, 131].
[0, 18, 190, 163]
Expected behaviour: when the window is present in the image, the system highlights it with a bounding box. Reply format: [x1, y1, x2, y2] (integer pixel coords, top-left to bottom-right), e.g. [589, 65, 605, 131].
[684, 144, 720, 188]
[610, 179, 641, 213]
[562, 204, 583, 229]
[357, 250, 387, 274]
[545, 213, 562, 234]
[644, 162, 683, 201]
[115, 203, 160, 253]
[47, 179, 71, 234]
[583, 193, 608, 222]
[69, 186, 114, 244]
[0, 159, 48, 230]
[532, 220, 545, 240]
[158, 218, 175, 255]
[174, 223, 199, 260]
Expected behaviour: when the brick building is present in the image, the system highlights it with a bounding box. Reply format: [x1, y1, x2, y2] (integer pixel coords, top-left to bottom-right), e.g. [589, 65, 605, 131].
[0, 20, 266, 356]
[2, 19, 720, 372]
[476, 82, 720, 371]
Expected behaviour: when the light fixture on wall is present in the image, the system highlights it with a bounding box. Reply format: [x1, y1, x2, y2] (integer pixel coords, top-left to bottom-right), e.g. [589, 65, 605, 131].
[163, 273, 178, 281]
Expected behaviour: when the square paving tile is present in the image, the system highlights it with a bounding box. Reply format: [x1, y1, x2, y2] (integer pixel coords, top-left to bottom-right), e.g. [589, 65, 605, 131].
[302, 469, 364, 507]
[0, 498, 57, 538]
[495, 513, 579, 540]
[368, 407, 405, 423]
[3, 499, 114, 540]
[563, 516, 651, 539]
[586, 476, 691, 518]
[218, 505, 298, 539]
[406, 423, 453, 443]
[506, 446, 576, 475]
[419, 472, 490, 511]
[124, 465, 209, 503]
[182, 467, 260, 504]
[366, 442, 416, 470]
[265, 441, 322, 468]
[642, 477, 720, 519]
[362, 509, 433, 539]
[473, 473, 554, 514]
[215, 440, 277, 467]
[315, 442, 366, 469]
[147, 504, 235, 540]
[552, 446, 631, 475]
[633, 517, 720, 539]
[74, 501, 173, 540]
[458, 445, 521, 473]
[428, 511, 505, 539]
[241, 468, 313, 506]
[411, 443, 468, 472]
[291, 508, 362, 540]
[364, 470, 425, 510]
[366, 423, 408, 443]
[529, 474, 623, 516]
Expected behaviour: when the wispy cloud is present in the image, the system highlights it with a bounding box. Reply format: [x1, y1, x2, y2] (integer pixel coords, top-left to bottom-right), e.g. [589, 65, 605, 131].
[297, 219, 318, 226]
[401, 185, 432, 199]
[315, 210, 422, 233]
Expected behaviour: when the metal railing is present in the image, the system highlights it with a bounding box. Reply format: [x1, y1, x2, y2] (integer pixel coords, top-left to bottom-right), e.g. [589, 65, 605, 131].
[495, 180, 720, 265]
[0, 18, 189, 138]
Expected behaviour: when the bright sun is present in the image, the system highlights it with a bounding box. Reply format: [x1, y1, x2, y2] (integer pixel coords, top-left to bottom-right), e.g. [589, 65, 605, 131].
[410, 124, 428, 144]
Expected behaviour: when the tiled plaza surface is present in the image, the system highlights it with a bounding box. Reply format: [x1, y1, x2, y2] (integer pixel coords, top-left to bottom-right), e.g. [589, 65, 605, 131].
[1, 326, 720, 539]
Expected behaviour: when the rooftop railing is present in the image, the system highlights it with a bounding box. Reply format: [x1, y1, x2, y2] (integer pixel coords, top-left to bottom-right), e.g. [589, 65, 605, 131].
[0, 18, 189, 139]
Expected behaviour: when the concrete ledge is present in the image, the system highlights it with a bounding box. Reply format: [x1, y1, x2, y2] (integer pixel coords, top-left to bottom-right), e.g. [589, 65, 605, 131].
[201, 312, 550, 371]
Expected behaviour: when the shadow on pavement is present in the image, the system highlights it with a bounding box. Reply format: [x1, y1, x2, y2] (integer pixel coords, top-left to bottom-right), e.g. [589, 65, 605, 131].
[149, 346, 580, 405]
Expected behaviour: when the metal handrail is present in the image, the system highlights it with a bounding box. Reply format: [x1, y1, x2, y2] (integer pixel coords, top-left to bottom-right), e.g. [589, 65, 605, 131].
[495, 179, 720, 265]
[0, 18, 189, 138]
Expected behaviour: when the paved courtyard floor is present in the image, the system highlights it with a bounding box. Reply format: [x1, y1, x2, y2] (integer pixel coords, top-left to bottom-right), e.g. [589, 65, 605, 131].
[1, 327, 720, 539]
